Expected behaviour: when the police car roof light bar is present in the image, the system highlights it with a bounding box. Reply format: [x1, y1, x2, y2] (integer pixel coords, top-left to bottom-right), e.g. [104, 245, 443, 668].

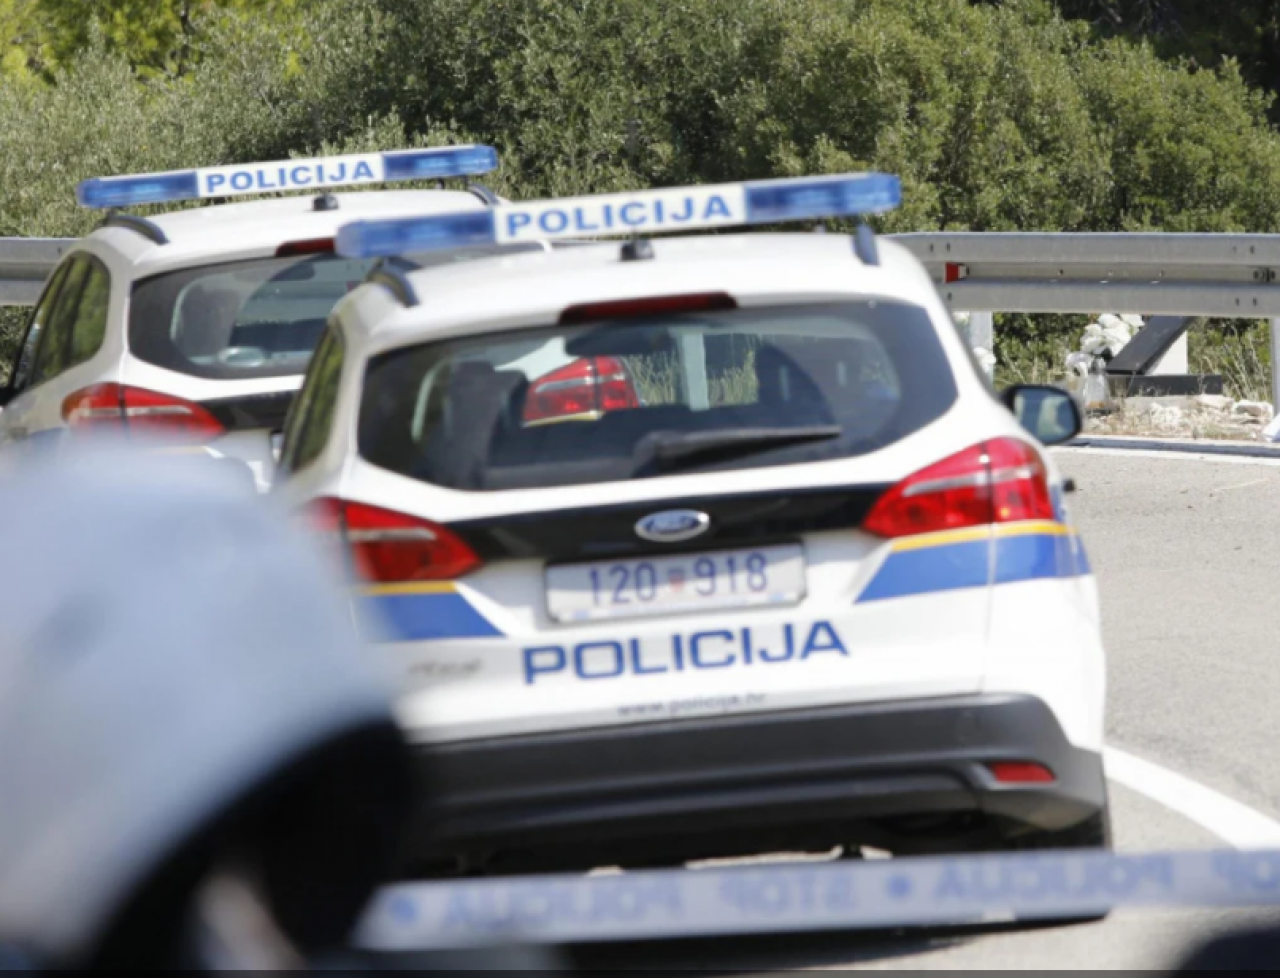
[75, 145, 501, 210]
[333, 172, 901, 260]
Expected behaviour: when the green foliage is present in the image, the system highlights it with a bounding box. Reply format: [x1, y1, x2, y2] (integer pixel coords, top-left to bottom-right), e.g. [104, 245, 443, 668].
[7, 0, 1280, 235]
[1188, 319, 1274, 402]
[1, 0, 312, 79]
[366, 0, 1280, 234]
[1053, 1, 1280, 114]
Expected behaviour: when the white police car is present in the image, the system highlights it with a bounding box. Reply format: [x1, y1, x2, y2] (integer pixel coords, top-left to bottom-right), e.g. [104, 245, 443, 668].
[274, 173, 1109, 877]
[0, 146, 509, 489]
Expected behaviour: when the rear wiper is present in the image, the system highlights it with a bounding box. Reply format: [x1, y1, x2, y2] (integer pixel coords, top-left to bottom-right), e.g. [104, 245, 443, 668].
[632, 425, 843, 475]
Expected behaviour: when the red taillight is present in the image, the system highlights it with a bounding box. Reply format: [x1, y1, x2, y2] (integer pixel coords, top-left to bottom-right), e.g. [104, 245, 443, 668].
[62, 383, 224, 443]
[558, 292, 737, 324]
[522, 356, 640, 424]
[863, 437, 1053, 538]
[310, 497, 482, 583]
[987, 762, 1056, 785]
[276, 237, 335, 256]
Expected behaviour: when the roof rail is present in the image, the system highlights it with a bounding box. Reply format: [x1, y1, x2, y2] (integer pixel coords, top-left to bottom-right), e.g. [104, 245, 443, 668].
[853, 223, 879, 266]
[465, 182, 500, 206]
[100, 213, 169, 246]
[367, 260, 420, 308]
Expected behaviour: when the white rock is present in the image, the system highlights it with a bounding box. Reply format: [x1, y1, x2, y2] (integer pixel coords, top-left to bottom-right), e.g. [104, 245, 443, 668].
[1123, 399, 1157, 418]
[1232, 400, 1275, 422]
[1192, 394, 1234, 413]
[1149, 404, 1184, 428]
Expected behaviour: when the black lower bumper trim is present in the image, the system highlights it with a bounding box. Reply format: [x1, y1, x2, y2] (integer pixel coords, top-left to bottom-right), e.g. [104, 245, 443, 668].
[405, 694, 1105, 869]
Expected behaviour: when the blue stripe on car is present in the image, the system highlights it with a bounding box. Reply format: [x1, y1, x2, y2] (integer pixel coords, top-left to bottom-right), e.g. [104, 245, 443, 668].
[359, 586, 503, 641]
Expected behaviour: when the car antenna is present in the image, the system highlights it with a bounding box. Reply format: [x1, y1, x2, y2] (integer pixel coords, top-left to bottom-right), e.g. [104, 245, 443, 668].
[619, 117, 655, 261]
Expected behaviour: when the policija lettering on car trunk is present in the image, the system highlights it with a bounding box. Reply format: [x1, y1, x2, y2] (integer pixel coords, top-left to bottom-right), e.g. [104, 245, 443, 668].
[522, 620, 847, 685]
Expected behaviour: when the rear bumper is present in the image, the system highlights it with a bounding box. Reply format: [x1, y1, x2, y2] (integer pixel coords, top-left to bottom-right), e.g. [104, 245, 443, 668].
[403, 693, 1106, 872]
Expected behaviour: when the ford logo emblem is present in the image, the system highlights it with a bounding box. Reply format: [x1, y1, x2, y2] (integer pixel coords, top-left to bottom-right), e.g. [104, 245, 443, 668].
[635, 509, 711, 543]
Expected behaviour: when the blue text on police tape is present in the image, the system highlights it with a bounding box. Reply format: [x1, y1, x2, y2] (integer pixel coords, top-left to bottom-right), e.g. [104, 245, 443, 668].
[437, 878, 686, 935]
[522, 621, 848, 685]
[360, 849, 1280, 948]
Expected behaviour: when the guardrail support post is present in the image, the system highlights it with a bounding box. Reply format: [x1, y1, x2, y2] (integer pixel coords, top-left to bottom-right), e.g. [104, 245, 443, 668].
[677, 334, 710, 410]
[968, 312, 994, 380]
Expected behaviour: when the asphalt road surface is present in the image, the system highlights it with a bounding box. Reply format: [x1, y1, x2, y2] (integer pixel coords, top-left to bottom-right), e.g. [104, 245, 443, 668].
[565, 446, 1280, 971]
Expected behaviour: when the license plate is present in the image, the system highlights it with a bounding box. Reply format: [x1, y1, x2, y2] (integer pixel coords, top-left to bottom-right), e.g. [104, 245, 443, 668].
[546, 544, 805, 623]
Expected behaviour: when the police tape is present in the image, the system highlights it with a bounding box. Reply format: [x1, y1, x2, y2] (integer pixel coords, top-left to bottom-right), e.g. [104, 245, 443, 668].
[355, 848, 1280, 949]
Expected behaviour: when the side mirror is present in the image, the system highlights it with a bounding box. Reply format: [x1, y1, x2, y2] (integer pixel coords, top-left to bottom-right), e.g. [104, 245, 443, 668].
[999, 383, 1082, 446]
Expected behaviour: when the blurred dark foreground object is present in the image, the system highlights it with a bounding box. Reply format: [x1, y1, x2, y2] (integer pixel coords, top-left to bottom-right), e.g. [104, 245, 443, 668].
[0, 436, 563, 972]
[1174, 925, 1280, 971]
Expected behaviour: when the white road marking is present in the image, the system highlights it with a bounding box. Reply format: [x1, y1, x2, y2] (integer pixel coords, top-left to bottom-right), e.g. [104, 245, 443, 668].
[1055, 446, 1280, 468]
[1105, 746, 1280, 848]
[1210, 476, 1275, 493]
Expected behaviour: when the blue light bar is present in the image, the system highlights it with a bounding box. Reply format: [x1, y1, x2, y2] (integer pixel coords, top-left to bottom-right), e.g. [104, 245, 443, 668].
[76, 145, 500, 209]
[344, 211, 497, 258]
[744, 173, 901, 223]
[334, 172, 901, 260]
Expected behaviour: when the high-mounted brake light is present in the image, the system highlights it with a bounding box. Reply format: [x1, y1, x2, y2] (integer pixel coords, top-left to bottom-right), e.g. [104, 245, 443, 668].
[276, 237, 335, 257]
[75, 145, 500, 209]
[863, 438, 1053, 539]
[335, 171, 902, 259]
[523, 357, 640, 424]
[310, 497, 482, 583]
[559, 292, 737, 325]
[62, 383, 224, 442]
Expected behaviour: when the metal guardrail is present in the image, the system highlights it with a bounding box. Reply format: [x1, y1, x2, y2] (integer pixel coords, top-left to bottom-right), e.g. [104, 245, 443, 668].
[890, 232, 1280, 319]
[0, 238, 73, 305]
[891, 232, 1280, 403]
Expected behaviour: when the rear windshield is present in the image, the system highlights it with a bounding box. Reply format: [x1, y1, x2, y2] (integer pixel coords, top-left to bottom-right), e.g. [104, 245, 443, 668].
[358, 300, 958, 491]
[128, 254, 380, 380]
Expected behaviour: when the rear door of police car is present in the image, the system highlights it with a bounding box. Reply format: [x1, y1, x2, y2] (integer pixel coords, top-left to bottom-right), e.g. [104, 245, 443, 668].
[333, 288, 1007, 745]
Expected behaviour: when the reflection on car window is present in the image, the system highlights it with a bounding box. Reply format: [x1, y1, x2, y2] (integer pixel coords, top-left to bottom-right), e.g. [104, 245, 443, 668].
[359, 300, 957, 492]
[285, 325, 345, 473]
[30, 258, 89, 387]
[11, 262, 69, 391]
[130, 254, 378, 381]
[68, 259, 110, 369]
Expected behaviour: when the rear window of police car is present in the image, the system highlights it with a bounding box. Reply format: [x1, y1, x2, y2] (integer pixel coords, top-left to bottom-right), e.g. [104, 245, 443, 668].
[129, 254, 378, 380]
[358, 300, 957, 491]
